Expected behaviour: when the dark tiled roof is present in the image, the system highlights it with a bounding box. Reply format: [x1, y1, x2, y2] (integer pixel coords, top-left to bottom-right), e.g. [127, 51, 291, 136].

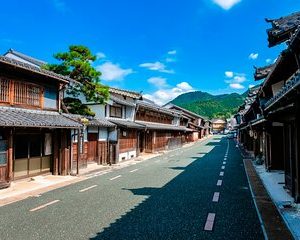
[110, 95, 136, 107]
[254, 64, 274, 80]
[164, 103, 205, 119]
[137, 100, 180, 117]
[109, 87, 142, 99]
[266, 12, 300, 47]
[135, 121, 190, 131]
[107, 118, 145, 129]
[0, 56, 72, 83]
[4, 49, 46, 67]
[0, 107, 82, 128]
[62, 114, 115, 128]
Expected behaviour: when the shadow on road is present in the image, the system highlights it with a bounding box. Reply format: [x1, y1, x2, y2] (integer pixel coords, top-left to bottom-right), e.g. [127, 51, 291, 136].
[90, 138, 264, 240]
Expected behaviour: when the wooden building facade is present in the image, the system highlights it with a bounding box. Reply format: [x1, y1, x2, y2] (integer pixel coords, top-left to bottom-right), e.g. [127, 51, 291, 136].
[235, 12, 300, 202]
[0, 55, 81, 189]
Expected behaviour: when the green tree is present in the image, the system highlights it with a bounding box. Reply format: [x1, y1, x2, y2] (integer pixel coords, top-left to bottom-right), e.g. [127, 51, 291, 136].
[45, 45, 109, 116]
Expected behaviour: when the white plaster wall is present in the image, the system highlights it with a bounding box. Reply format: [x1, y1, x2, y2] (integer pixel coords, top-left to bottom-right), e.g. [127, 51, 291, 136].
[118, 150, 137, 162]
[99, 128, 108, 141]
[89, 104, 106, 118]
[109, 129, 118, 141]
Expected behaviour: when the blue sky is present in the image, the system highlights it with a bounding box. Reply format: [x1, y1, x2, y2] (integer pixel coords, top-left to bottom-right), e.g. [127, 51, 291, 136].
[1, 0, 299, 104]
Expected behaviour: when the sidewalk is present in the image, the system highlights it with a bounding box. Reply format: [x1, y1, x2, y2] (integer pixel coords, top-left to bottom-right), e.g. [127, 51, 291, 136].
[254, 164, 300, 239]
[0, 137, 210, 207]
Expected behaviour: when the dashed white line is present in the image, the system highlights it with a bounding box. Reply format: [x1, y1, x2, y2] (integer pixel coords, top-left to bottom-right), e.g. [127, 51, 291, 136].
[223, 161, 226, 164]
[110, 175, 122, 180]
[130, 169, 138, 173]
[221, 166, 225, 170]
[79, 185, 97, 192]
[204, 213, 216, 231]
[217, 180, 223, 186]
[212, 192, 220, 202]
[219, 171, 224, 176]
[30, 200, 60, 212]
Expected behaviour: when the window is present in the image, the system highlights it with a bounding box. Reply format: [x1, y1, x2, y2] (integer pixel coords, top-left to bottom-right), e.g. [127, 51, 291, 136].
[110, 105, 122, 118]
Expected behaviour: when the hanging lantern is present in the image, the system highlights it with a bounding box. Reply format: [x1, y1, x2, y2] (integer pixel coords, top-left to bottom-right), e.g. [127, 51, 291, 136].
[249, 130, 254, 137]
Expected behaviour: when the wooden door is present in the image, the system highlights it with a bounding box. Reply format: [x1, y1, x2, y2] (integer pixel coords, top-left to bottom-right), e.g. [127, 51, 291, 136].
[145, 131, 153, 153]
[87, 133, 98, 162]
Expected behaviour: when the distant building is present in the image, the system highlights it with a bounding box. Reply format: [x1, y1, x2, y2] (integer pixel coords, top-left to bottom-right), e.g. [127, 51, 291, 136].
[211, 119, 227, 133]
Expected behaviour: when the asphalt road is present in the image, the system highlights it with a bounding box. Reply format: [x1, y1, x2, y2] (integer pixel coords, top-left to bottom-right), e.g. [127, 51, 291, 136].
[0, 136, 264, 240]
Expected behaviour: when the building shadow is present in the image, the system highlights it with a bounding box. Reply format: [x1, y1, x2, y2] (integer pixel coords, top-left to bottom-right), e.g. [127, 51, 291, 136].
[90, 138, 263, 240]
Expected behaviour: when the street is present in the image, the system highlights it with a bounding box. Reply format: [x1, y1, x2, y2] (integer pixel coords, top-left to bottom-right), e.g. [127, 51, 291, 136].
[0, 136, 264, 240]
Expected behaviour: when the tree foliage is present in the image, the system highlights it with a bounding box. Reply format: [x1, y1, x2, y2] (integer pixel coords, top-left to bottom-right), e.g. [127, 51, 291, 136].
[44, 45, 109, 115]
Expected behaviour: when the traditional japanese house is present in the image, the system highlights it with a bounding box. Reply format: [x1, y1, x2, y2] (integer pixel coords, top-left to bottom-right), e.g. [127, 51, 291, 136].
[135, 100, 190, 153]
[0, 55, 82, 189]
[236, 11, 300, 202]
[86, 87, 145, 163]
[211, 119, 227, 133]
[163, 103, 205, 142]
[64, 114, 116, 171]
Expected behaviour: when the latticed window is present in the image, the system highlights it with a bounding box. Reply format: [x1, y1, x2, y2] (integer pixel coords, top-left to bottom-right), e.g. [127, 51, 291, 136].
[0, 78, 43, 108]
[0, 78, 10, 103]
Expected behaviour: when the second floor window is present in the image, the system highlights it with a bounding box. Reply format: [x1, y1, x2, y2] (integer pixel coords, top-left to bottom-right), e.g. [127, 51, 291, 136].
[0, 78, 43, 108]
[110, 105, 122, 118]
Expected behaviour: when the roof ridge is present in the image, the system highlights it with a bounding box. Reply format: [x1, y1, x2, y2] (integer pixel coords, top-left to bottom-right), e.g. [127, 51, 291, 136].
[5, 49, 46, 66]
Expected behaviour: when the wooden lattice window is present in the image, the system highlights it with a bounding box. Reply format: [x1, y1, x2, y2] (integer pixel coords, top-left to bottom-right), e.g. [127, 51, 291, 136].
[0, 78, 10, 103]
[14, 81, 42, 107]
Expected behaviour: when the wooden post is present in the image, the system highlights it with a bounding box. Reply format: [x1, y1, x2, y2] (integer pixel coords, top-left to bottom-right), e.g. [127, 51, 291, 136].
[77, 128, 81, 175]
[7, 129, 13, 181]
[295, 97, 300, 202]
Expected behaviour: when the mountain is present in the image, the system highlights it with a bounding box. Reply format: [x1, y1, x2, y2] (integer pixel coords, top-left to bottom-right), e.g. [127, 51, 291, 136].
[170, 91, 246, 119]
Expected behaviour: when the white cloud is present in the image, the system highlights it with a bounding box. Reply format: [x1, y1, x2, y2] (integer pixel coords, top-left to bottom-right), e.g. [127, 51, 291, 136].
[96, 62, 133, 81]
[249, 53, 259, 60]
[225, 71, 234, 78]
[139, 61, 174, 74]
[147, 77, 168, 88]
[224, 72, 247, 90]
[166, 57, 176, 63]
[96, 52, 106, 59]
[233, 75, 246, 83]
[213, 0, 241, 10]
[266, 58, 272, 64]
[249, 84, 255, 88]
[230, 83, 245, 89]
[168, 50, 177, 55]
[143, 82, 195, 105]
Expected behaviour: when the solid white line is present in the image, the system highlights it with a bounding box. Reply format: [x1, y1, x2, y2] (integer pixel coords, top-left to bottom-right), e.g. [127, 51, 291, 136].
[219, 171, 224, 176]
[110, 175, 122, 180]
[130, 169, 138, 173]
[221, 166, 225, 170]
[30, 200, 60, 212]
[79, 185, 97, 192]
[217, 180, 222, 186]
[204, 213, 216, 231]
[212, 192, 220, 202]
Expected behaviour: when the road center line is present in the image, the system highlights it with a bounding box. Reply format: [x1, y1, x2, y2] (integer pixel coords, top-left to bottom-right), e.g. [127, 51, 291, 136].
[223, 161, 226, 164]
[220, 171, 224, 176]
[79, 185, 97, 193]
[30, 200, 60, 212]
[130, 169, 138, 173]
[221, 166, 225, 170]
[212, 192, 220, 202]
[217, 180, 223, 186]
[204, 213, 216, 231]
[110, 175, 122, 180]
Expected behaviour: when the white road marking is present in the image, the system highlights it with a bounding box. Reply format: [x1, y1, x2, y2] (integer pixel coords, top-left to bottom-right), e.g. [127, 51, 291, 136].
[221, 166, 225, 170]
[217, 180, 222, 186]
[130, 169, 138, 173]
[30, 200, 60, 212]
[212, 192, 220, 202]
[79, 185, 97, 193]
[204, 213, 216, 231]
[219, 171, 224, 176]
[110, 175, 122, 180]
[223, 161, 226, 164]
